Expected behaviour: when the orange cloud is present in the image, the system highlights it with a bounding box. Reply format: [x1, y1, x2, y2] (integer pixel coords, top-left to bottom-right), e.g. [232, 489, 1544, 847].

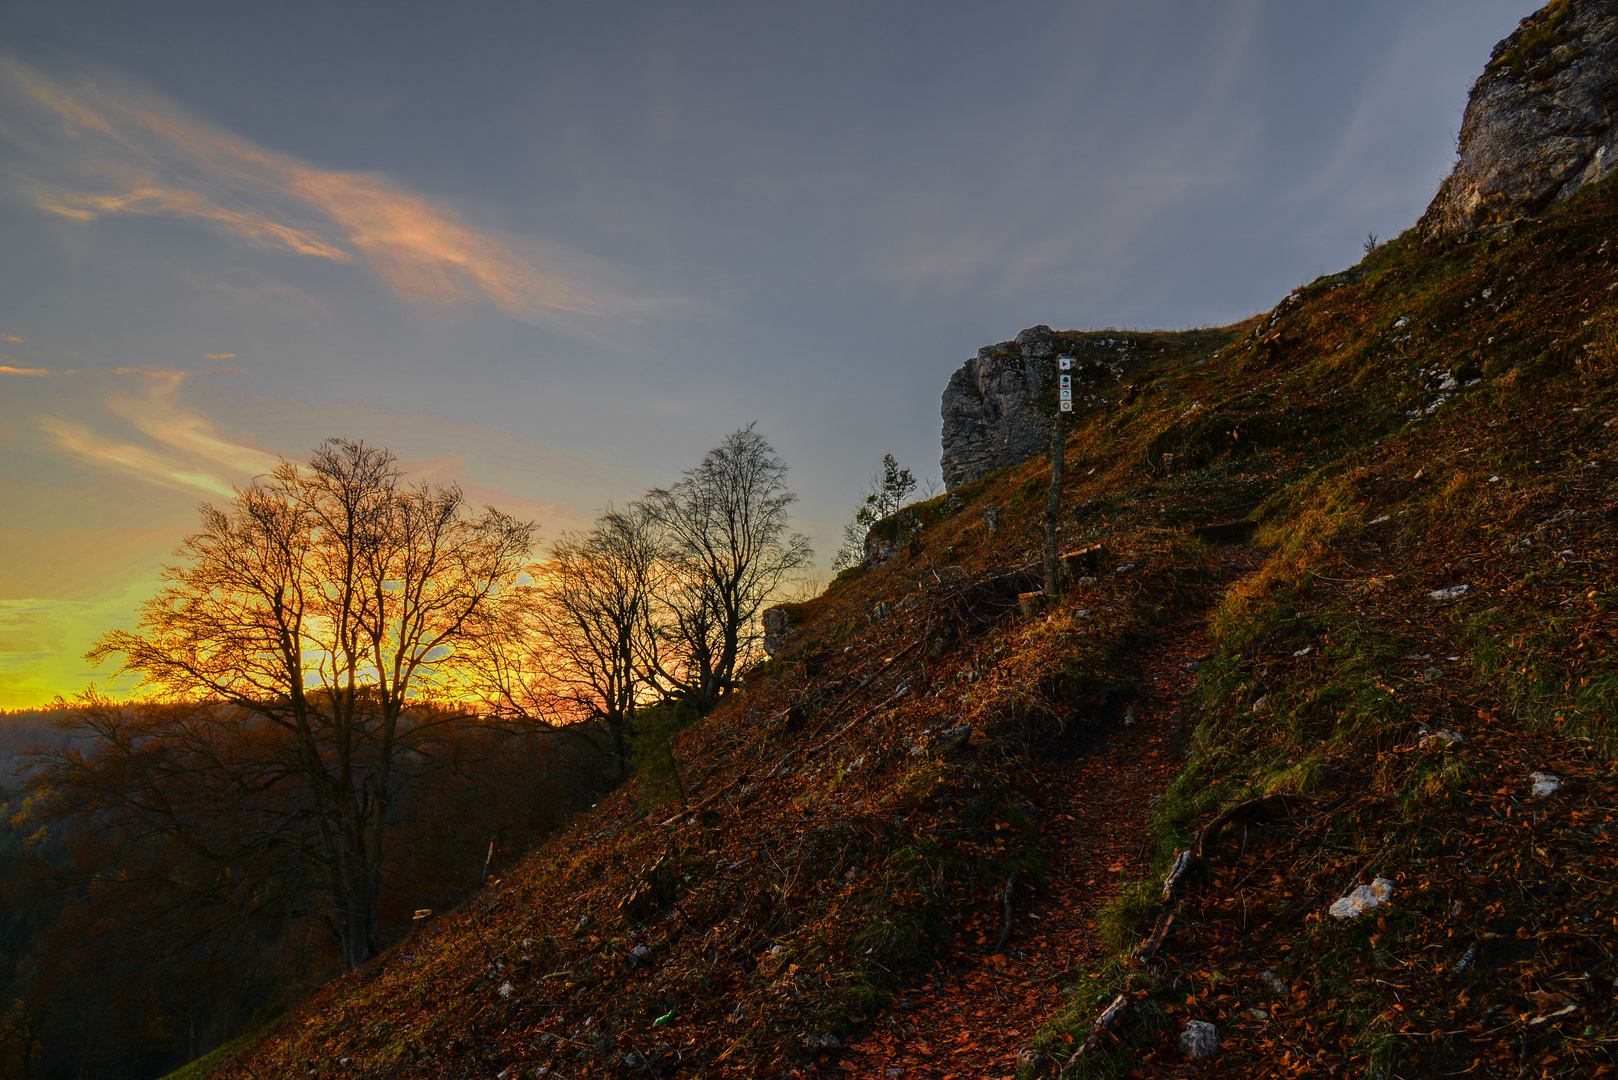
[104, 370, 280, 477]
[39, 416, 237, 497]
[0, 335, 23, 343]
[290, 170, 594, 314]
[203, 353, 236, 359]
[0, 365, 53, 376]
[2, 55, 616, 325]
[32, 183, 352, 261]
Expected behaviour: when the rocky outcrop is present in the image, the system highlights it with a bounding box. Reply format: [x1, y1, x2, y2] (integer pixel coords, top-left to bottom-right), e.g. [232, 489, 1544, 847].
[760, 606, 795, 658]
[1426, 0, 1618, 235]
[941, 326, 1133, 490]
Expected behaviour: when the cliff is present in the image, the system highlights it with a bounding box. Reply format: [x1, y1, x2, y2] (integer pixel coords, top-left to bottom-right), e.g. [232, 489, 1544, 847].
[1426, 0, 1618, 234]
[940, 325, 1235, 490]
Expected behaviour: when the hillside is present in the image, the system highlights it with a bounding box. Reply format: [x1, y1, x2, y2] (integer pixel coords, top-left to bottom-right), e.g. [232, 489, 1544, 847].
[212, 17, 1618, 1080]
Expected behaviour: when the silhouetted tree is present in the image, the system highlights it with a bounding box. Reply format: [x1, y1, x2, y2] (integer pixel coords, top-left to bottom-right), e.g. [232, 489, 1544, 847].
[43, 440, 532, 970]
[644, 425, 811, 714]
[470, 503, 661, 768]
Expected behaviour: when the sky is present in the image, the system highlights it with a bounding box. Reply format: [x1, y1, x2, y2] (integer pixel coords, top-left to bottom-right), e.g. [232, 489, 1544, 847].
[0, 0, 1542, 708]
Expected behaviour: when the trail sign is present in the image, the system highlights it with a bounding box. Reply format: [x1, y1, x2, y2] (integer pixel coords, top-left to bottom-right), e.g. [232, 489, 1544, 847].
[1058, 357, 1072, 371]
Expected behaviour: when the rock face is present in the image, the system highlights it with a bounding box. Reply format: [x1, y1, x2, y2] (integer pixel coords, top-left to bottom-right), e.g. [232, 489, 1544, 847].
[940, 325, 1061, 491]
[940, 326, 1133, 490]
[1426, 0, 1618, 235]
[760, 606, 794, 658]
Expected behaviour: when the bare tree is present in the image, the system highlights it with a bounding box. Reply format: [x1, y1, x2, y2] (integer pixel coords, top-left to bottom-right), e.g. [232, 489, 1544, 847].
[48, 440, 532, 969]
[645, 424, 812, 714]
[472, 503, 661, 768]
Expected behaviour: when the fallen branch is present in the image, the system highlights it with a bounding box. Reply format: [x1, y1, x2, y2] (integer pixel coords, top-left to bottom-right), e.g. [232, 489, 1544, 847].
[994, 869, 1019, 951]
[1064, 993, 1130, 1070]
[1132, 908, 1175, 960]
[1160, 793, 1284, 897]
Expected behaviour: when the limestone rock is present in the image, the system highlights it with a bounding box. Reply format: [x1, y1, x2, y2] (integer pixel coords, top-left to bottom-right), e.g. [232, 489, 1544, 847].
[1530, 770, 1563, 798]
[761, 606, 795, 658]
[1179, 1020, 1220, 1060]
[928, 724, 973, 755]
[1426, 1, 1618, 235]
[940, 326, 1134, 489]
[1013, 1047, 1049, 1078]
[1329, 877, 1394, 920]
[1258, 969, 1289, 996]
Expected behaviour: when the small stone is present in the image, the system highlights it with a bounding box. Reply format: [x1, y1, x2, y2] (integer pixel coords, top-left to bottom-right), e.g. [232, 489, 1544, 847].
[984, 505, 1001, 536]
[927, 724, 973, 755]
[1420, 729, 1465, 749]
[1530, 771, 1563, 798]
[804, 1033, 842, 1052]
[1429, 584, 1470, 601]
[1179, 1019, 1220, 1060]
[1246, 1007, 1270, 1021]
[1013, 1048, 1048, 1079]
[1329, 877, 1394, 920]
[1122, 705, 1138, 726]
[1250, 695, 1272, 716]
[632, 945, 650, 958]
[1293, 645, 1312, 657]
[498, 982, 514, 998]
[1258, 969, 1289, 996]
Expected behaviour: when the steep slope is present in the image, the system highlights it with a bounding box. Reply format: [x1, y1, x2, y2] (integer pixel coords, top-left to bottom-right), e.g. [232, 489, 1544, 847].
[212, 12, 1618, 1080]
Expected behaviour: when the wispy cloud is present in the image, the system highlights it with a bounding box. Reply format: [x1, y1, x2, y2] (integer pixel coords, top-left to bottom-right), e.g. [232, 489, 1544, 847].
[0, 335, 23, 343]
[0, 55, 628, 326]
[39, 368, 279, 496]
[203, 353, 236, 359]
[40, 415, 237, 496]
[1, 365, 55, 376]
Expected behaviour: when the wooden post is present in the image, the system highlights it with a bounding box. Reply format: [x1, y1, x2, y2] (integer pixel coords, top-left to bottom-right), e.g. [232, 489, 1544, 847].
[1043, 359, 1071, 597]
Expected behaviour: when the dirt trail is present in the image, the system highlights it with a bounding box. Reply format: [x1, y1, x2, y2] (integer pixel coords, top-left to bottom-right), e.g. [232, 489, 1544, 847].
[836, 552, 1255, 1079]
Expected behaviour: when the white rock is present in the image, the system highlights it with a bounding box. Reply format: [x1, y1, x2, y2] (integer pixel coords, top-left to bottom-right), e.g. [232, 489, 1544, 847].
[1329, 877, 1394, 920]
[1250, 695, 1272, 716]
[1258, 969, 1289, 995]
[498, 981, 514, 998]
[1179, 1020, 1220, 1059]
[1530, 771, 1563, 798]
[1429, 584, 1470, 601]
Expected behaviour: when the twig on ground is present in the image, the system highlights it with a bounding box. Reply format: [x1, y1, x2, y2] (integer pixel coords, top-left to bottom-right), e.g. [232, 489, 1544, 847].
[994, 869, 1019, 951]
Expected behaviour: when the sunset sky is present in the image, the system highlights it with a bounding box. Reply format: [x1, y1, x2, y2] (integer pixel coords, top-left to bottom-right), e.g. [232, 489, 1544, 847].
[0, 0, 1538, 707]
